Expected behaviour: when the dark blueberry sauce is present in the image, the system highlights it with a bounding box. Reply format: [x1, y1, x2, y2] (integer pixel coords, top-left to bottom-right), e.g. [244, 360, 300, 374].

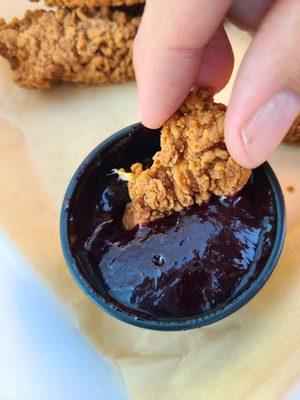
[67, 126, 276, 320]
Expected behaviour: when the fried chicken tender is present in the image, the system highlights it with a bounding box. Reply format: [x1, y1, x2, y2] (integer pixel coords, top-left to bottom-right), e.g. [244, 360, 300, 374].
[38, 0, 145, 8]
[284, 115, 300, 145]
[0, 7, 140, 88]
[123, 88, 252, 230]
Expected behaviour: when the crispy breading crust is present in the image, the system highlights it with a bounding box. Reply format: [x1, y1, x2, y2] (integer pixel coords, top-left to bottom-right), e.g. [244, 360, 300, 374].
[0, 7, 140, 88]
[123, 88, 252, 229]
[37, 0, 145, 8]
[284, 115, 300, 145]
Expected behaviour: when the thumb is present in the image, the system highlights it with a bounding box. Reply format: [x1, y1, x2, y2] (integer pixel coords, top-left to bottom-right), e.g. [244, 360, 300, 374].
[225, 0, 300, 168]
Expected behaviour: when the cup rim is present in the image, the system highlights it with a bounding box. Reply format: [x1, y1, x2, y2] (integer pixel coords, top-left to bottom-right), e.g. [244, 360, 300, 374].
[60, 123, 286, 331]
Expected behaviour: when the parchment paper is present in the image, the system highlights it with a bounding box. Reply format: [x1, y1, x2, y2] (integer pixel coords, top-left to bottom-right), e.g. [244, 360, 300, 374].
[1, 2, 300, 399]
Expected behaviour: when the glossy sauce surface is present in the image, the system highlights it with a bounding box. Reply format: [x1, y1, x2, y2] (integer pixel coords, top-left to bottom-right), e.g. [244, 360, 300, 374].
[68, 127, 276, 320]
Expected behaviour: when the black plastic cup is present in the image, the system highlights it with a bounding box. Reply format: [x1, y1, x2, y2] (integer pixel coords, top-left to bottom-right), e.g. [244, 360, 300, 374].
[60, 123, 286, 331]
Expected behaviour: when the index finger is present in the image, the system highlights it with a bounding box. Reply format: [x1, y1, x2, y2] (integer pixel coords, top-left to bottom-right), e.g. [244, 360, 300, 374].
[134, 0, 232, 128]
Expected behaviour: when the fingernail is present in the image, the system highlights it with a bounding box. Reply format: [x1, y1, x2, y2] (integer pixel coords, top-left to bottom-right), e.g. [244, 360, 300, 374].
[241, 91, 300, 166]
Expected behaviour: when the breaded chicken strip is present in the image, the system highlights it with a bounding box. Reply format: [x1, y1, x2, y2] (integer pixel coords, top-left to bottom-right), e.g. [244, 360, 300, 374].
[37, 0, 145, 7]
[284, 115, 300, 145]
[0, 7, 140, 88]
[123, 88, 252, 229]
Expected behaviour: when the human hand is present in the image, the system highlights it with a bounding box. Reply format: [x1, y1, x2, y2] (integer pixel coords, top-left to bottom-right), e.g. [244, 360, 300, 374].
[133, 0, 300, 168]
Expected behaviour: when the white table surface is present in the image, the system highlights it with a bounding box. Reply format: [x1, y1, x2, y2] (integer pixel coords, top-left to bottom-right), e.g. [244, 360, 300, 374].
[0, 230, 129, 400]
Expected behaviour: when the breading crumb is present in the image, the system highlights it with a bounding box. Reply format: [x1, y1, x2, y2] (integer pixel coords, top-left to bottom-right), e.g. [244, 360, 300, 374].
[287, 186, 295, 193]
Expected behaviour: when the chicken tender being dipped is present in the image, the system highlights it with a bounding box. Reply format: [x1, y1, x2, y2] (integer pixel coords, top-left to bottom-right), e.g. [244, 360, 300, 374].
[0, 7, 141, 88]
[122, 88, 252, 230]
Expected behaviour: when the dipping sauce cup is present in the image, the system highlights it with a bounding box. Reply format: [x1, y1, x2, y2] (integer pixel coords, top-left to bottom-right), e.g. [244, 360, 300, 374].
[60, 123, 286, 331]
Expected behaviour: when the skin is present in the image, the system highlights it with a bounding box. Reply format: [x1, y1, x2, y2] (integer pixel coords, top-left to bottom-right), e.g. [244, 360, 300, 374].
[133, 0, 300, 168]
